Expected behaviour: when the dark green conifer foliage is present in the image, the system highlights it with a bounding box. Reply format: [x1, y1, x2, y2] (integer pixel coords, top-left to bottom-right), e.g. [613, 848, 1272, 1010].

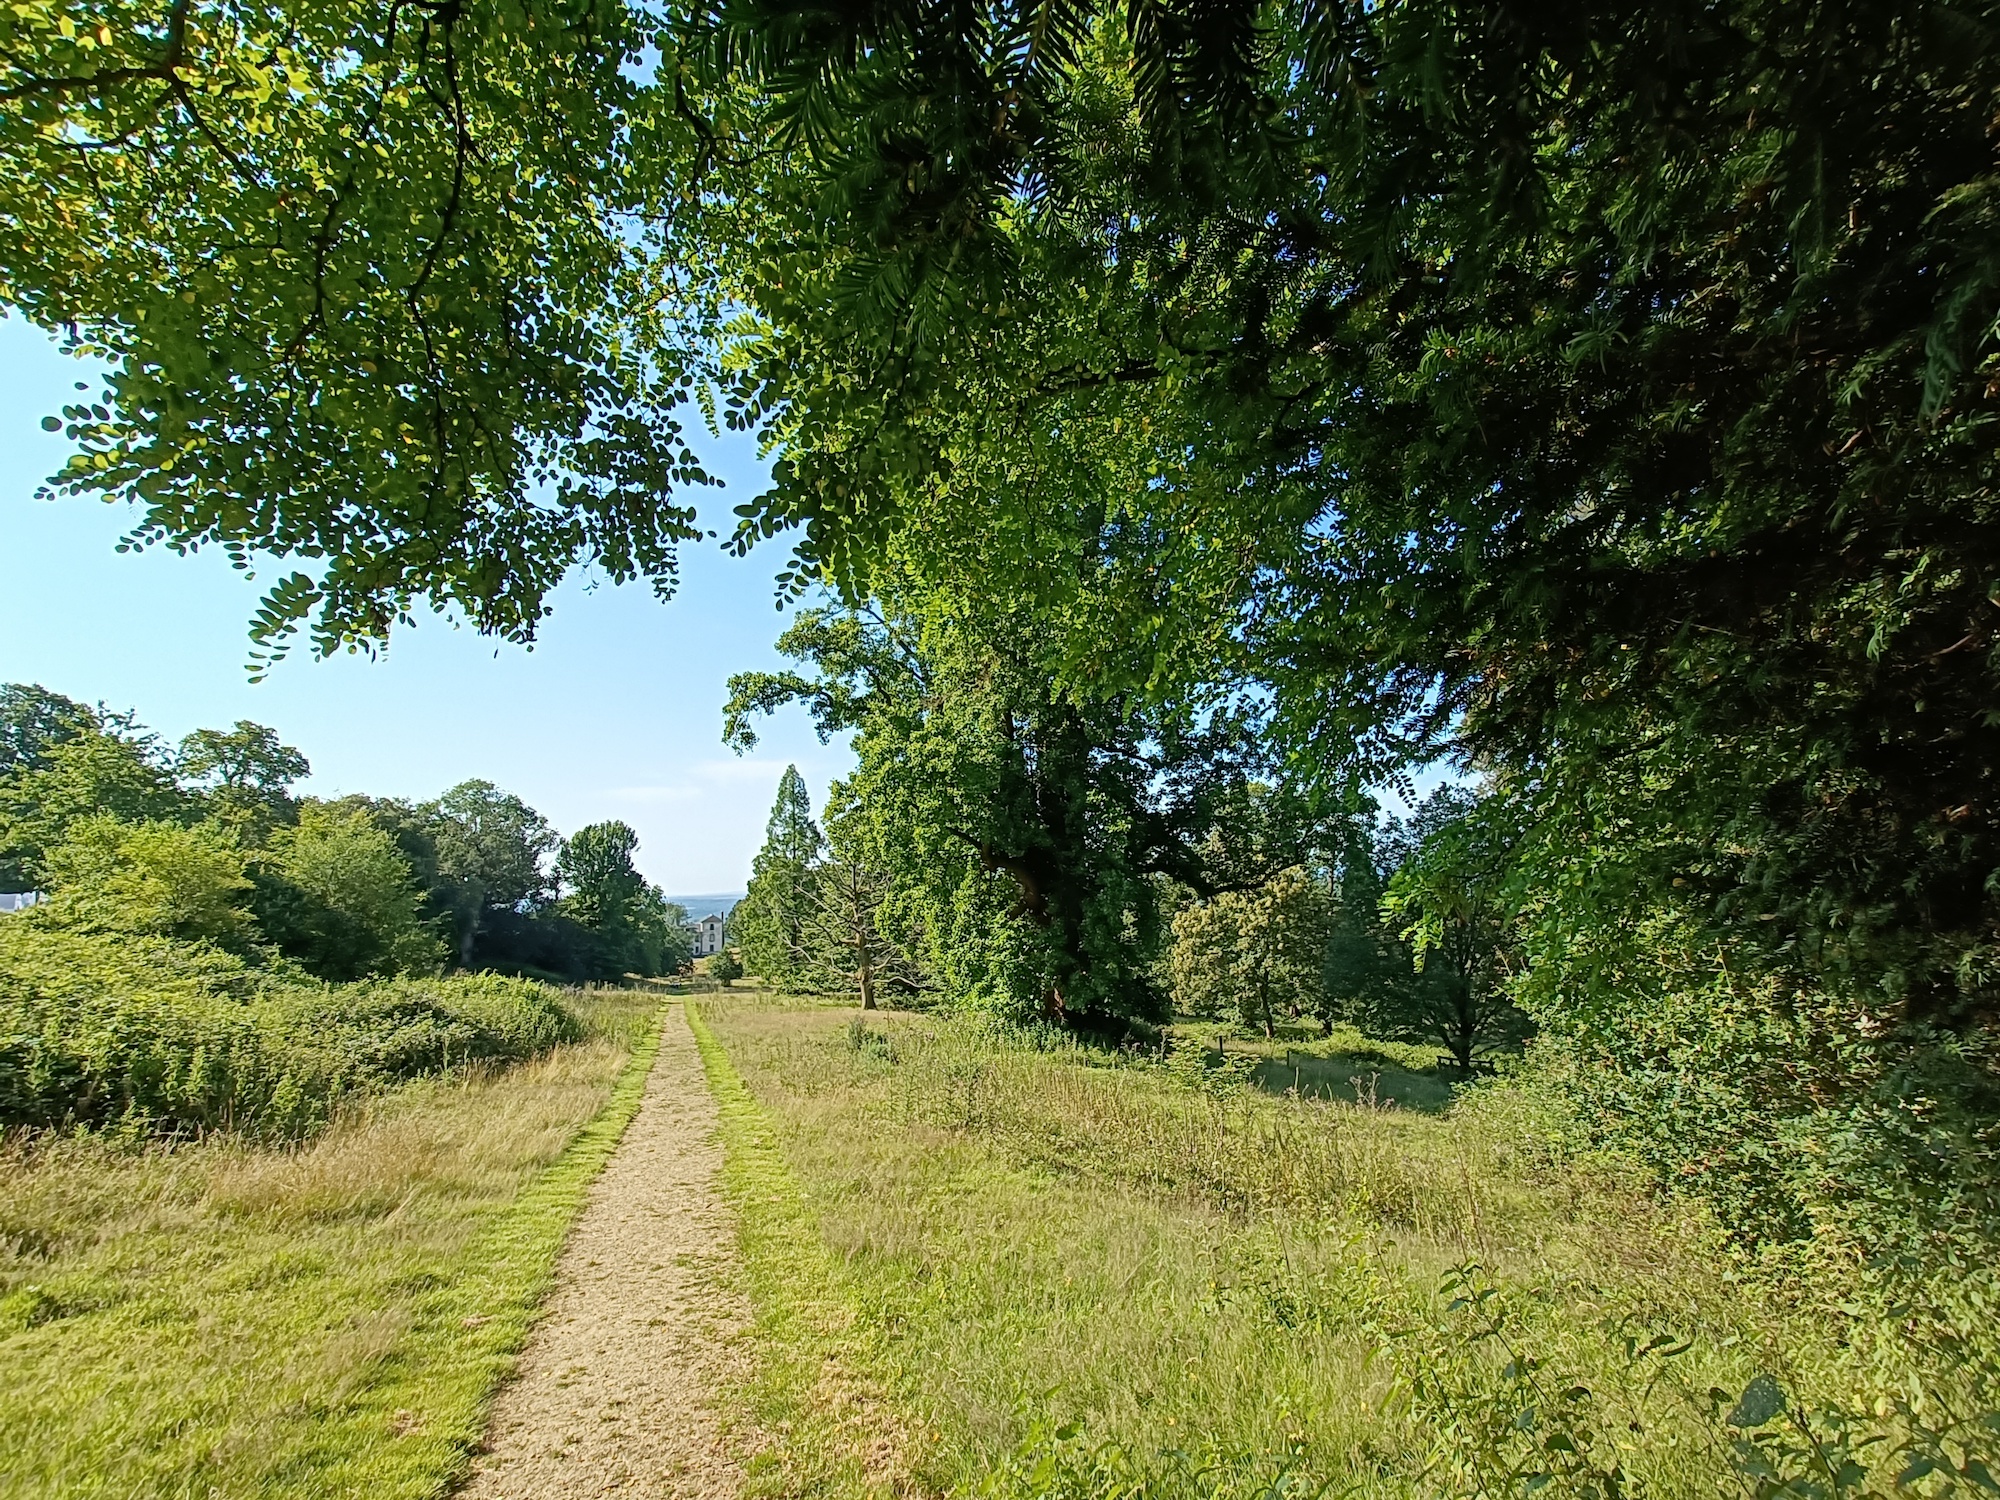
[734, 765, 823, 986]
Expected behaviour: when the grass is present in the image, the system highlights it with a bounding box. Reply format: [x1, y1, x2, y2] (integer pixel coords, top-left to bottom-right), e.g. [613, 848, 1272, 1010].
[0, 986, 663, 1500]
[1166, 1019, 1458, 1112]
[695, 997, 1978, 1499]
[687, 1000, 914, 1499]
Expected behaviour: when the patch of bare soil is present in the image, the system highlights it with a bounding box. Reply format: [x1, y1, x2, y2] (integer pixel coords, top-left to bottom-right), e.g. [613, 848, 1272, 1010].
[458, 1004, 747, 1499]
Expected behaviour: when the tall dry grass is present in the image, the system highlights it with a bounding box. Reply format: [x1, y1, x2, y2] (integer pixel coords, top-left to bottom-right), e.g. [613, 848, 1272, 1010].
[0, 989, 660, 1499]
[702, 999, 1963, 1498]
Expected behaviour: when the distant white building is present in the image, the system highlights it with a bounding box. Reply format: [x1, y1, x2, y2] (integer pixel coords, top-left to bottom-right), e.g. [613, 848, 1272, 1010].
[691, 912, 728, 957]
[0, 892, 44, 914]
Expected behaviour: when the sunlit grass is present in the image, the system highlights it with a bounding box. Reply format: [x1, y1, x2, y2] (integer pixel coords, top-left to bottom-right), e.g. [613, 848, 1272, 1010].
[696, 997, 1943, 1498]
[0, 989, 662, 1500]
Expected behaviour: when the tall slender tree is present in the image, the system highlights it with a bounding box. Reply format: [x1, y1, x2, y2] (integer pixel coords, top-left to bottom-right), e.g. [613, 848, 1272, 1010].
[734, 766, 823, 986]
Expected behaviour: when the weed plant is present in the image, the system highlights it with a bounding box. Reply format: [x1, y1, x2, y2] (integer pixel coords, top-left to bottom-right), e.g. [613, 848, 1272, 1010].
[699, 999, 1998, 1498]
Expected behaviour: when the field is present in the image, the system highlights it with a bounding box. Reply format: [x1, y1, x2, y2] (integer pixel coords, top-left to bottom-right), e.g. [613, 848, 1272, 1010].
[0, 988, 661, 1500]
[694, 997, 1978, 1499]
[3, 986, 1984, 1499]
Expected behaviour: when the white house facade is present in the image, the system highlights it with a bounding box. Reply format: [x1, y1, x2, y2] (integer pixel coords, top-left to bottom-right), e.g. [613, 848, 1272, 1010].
[691, 913, 728, 957]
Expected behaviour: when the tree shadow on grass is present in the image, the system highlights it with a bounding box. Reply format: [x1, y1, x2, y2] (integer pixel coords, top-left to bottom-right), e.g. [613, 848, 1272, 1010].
[1244, 1046, 1457, 1113]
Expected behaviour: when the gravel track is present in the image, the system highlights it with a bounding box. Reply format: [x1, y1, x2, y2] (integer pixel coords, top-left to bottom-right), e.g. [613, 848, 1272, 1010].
[458, 1003, 747, 1499]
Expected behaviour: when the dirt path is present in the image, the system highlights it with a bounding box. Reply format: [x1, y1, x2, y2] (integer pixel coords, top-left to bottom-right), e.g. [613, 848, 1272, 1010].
[459, 1002, 747, 1499]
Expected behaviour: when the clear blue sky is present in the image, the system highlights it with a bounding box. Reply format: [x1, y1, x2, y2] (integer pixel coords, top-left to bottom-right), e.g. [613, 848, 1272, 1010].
[0, 316, 853, 897]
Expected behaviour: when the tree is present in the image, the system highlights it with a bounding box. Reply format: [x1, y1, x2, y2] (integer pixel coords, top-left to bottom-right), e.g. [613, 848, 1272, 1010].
[670, 0, 2000, 1042]
[1165, 869, 1334, 1037]
[795, 800, 925, 1009]
[1165, 897, 1240, 1023]
[732, 766, 823, 987]
[0, 683, 95, 773]
[1320, 831, 1409, 1038]
[39, 814, 254, 948]
[632, 893, 694, 978]
[1378, 791, 1532, 1072]
[557, 820, 646, 928]
[0, 724, 188, 889]
[709, 948, 743, 984]
[2, 0, 716, 666]
[727, 605, 1309, 1027]
[423, 780, 557, 968]
[254, 804, 443, 978]
[11, 1, 1996, 1035]
[555, 819, 689, 978]
[178, 721, 310, 835]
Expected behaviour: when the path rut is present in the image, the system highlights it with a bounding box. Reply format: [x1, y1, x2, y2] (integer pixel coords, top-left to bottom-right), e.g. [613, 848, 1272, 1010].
[459, 1002, 747, 1499]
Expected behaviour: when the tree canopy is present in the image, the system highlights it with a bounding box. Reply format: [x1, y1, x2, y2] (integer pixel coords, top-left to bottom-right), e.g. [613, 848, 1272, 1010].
[11, 1, 1997, 1027]
[725, 601, 1314, 1022]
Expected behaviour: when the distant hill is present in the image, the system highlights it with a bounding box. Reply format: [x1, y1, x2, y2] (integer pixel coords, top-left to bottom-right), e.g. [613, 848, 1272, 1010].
[665, 893, 745, 918]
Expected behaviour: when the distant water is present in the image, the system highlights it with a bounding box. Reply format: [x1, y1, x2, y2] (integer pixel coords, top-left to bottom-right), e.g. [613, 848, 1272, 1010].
[666, 893, 745, 917]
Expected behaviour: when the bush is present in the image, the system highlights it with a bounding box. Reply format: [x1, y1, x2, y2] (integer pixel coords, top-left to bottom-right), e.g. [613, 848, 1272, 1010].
[251, 805, 445, 979]
[40, 815, 255, 947]
[0, 921, 580, 1137]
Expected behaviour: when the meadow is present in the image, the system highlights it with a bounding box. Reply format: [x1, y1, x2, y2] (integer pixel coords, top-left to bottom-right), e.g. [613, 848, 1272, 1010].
[0, 987, 662, 1500]
[694, 997, 1995, 1499]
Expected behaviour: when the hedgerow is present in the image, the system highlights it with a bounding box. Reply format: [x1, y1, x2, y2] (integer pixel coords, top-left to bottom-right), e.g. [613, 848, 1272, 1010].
[0, 920, 580, 1137]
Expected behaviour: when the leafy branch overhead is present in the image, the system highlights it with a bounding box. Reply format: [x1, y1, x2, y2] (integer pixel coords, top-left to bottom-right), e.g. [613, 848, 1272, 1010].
[3, 0, 720, 665]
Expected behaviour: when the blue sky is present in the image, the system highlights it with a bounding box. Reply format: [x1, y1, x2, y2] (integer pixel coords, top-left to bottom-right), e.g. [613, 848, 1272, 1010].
[0, 317, 853, 896]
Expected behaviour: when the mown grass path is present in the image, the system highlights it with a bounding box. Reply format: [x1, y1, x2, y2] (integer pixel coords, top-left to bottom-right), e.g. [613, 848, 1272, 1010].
[459, 1002, 748, 1499]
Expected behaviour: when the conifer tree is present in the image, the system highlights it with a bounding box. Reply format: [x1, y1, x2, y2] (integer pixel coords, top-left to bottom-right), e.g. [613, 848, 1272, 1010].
[734, 766, 822, 986]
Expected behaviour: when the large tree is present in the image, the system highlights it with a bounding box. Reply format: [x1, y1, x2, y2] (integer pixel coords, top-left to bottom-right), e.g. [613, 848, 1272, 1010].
[725, 603, 1310, 1024]
[423, 779, 557, 967]
[13, 1, 1994, 1029]
[555, 819, 689, 978]
[252, 803, 444, 978]
[178, 720, 310, 835]
[0, 684, 95, 774]
[2, 0, 718, 664]
[0, 722, 189, 889]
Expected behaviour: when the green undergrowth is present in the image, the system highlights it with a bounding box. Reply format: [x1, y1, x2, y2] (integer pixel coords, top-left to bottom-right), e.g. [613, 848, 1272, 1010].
[697, 997, 1999, 1499]
[0, 920, 581, 1136]
[1164, 1019, 1457, 1113]
[0, 990, 663, 1499]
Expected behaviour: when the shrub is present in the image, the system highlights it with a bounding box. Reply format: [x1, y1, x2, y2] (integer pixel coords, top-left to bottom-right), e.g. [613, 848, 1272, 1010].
[40, 815, 255, 947]
[0, 921, 579, 1137]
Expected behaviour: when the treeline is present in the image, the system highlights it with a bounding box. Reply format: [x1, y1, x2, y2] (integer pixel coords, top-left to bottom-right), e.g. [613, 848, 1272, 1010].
[0, 683, 691, 984]
[727, 615, 1525, 1072]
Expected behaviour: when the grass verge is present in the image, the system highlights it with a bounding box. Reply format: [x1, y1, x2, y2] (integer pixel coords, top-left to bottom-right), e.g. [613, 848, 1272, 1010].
[0, 990, 663, 1500]
[687, 998, 912, 1499]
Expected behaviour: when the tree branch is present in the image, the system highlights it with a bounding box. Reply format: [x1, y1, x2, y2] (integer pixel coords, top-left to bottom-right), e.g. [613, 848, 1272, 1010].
[0, 0, 191, 105]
